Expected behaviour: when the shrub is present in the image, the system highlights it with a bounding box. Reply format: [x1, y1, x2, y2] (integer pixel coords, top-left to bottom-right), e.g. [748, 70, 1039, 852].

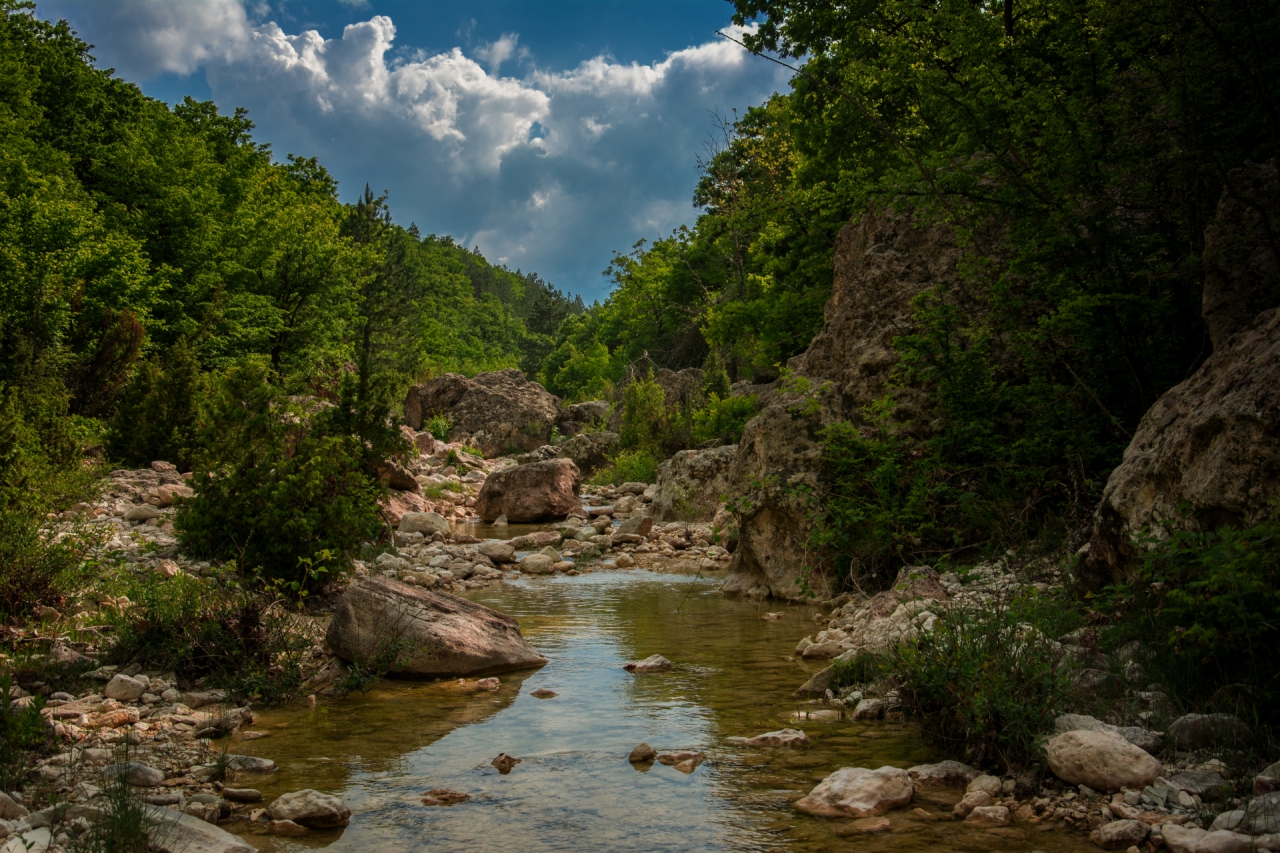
[74, 744, 160, 853]
[0, 674, 49, 791]
[587, 449, 660, 486]
[105, 573, 314, 703]
[691, 393, 757, 445]
[889, 595, 1077, 770]
[619, 374, 670, 451]
[0, 388, 99, 617]
[1100, 516, 1280, 733]
[175, 364, 383, 588]
[423, 414, 452, 441]
[106, 338, 204, 470]
[810, 419, 1056, 591]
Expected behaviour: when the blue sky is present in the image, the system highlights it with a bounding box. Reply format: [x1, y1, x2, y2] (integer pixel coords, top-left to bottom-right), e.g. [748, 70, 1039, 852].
[37, 0, 791, 301]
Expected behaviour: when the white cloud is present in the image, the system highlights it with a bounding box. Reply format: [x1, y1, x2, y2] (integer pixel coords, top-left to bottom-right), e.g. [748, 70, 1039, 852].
[39, 4, 788, 297]
[62, 0, 250, 77]
[474, 33, 526, 74]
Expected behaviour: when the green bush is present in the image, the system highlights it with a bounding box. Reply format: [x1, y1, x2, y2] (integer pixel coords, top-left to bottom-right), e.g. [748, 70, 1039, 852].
[889, 595, 1077, 770]
[105, 573, 313, 703]
[175, 364, 383, 588]
[0, 674, 49, 791]
[106, 339, 204, 471]
[0, 388, 99, 617]
[423, 414, 452, 441]
[619, 374, 669, 451]
[587, 449, 660, 486]
[810, 419, 1056, 591]
[1100, 516, 1280, 732]
[691, 393, 757, 445]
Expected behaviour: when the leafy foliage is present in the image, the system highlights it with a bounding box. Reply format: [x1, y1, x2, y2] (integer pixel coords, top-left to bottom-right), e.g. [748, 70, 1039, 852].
[890, 595, 1078, 770]
[1100, 517, 1280, 730]
[106, 338, 203, 470]
[105, 572, 314, 703]
[0, 674, 49, 790]
[586, 450, 661, 487]
[0, 387, 98, 617]
[174, 365, 382, 587]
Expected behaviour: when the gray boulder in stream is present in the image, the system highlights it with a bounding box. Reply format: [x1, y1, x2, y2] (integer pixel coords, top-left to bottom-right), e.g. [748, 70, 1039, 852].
[326, 577, 547, 677]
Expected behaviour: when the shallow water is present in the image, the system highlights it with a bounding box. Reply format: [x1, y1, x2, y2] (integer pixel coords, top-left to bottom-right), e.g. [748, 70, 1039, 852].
[227, 570, 1093, 852]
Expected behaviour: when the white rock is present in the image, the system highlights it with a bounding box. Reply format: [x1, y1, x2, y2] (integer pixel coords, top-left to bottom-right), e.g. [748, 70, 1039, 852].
[793, 766, 913, 818]
[740, 729, 809, 747]
[1045, 729, 1162, 791]
[398, 512, 451, 536]
[104, 674, 147, 702]
[966, 774, 1002, 796]
[623, 654, 672, 673]
[266, 790, 351, 828]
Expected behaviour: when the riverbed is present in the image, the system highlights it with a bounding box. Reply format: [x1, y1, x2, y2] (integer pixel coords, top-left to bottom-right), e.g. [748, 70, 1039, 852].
[224, 569, 1094, 852]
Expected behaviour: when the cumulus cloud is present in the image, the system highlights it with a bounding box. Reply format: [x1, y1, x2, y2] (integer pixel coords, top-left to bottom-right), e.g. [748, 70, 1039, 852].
[40, 2, 789, 297]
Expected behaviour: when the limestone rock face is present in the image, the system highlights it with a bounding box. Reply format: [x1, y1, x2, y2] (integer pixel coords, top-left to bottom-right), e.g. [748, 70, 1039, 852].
[475, 458, 581, 523]
[326, 577, 547, 677]
[1081, 307, 1280, 587]
[1082, 163, 1280, 586]
[404, 369, 561, 457]
[651, 445, 738, 522]
[723, 212, 963, 600]
[793, 766, 914, 818]
[555, 431, 619, 475]
[1044, 729, 1163, 792]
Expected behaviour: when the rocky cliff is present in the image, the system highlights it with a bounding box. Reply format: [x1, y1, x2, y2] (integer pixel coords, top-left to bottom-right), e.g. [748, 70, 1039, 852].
[722, 211, 963, 600]
[1081, 160, 1280, 587]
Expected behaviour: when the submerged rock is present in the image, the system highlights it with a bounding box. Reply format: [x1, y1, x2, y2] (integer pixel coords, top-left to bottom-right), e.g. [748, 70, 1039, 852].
[266, 790, 351, 828]
[491, 753, 521, 774]
[737, 729, 809, 747]
[623, 654, 672, 673]
[325, 577, 547, 677]
[421, 789, 470, 806]
[794, 766, 914, 818]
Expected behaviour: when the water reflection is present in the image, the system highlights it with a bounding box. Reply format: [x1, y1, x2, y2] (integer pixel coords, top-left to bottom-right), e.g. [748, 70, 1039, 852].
[229, 572, 1094, 852]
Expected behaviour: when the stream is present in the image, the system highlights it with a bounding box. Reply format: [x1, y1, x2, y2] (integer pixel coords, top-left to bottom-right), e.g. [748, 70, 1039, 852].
[222, 567, 1095, 852]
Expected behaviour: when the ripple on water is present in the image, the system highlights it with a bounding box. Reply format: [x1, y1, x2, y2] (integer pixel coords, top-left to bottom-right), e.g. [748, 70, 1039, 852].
[228, 571, 1095, 853]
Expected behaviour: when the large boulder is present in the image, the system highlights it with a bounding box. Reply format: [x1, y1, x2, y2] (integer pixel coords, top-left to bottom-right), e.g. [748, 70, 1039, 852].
[651, 445, 738, 522]
[1044, 729, 1163, 792]
[403, 369, 561, 458]
[793, 766, 914, 818]
[723, 212, 963, 600]
[144, 805, 255, 853]
[474, 458, 581, 523]
[1080, 307, 1280, 587]
[325, 577, 547, 676]
[555, 431, 619, 475]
